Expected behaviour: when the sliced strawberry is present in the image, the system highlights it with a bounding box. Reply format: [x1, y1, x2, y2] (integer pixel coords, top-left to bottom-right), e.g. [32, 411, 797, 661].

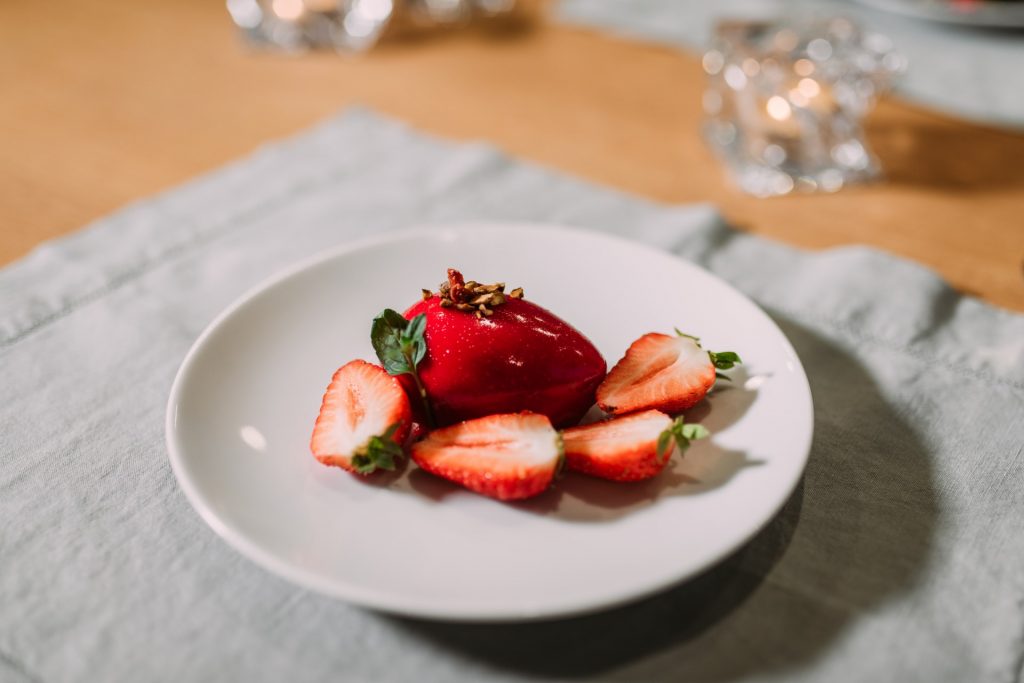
[411, 412, 563, 501]
[563, 410, 709, 482]
[597, 332, 740, 415]
[311, 359, 412, 474]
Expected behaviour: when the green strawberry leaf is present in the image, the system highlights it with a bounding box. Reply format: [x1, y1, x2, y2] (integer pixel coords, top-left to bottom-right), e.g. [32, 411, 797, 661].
[371, 309, 435, 428]
[680, 422, 710, 442]
[350, 423, 405, 474]
[673, 328, 742, 378]
[656, 416, 710, 463]
[709, 350, 742, 370]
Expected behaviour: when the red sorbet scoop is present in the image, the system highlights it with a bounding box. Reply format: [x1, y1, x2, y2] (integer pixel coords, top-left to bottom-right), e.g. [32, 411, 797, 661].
[403, 271, 606, 428]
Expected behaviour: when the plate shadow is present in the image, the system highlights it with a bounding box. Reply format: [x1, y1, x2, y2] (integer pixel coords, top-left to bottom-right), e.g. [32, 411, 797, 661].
[387, 365, 762, 522]
[383, 311, 938, 680]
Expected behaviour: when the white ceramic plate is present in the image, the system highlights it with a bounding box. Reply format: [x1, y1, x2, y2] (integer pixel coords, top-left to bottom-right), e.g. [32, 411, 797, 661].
[166, 223, 813, 622]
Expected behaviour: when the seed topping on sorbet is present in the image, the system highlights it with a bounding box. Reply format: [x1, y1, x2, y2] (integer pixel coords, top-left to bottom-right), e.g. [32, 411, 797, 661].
[431, 268, 524, 318]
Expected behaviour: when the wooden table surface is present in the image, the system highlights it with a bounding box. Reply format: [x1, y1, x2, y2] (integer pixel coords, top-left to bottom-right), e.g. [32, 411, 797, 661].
[3, 0, 1023, 310]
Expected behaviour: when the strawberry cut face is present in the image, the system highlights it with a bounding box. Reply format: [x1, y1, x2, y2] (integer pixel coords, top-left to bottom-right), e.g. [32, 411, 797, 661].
[411, 412, 562, 500]
[310, 359, 411, 474]
[402, 297, 606, 428]
[563, 409, 674, 482]
[563, 409, 708, 482]
[597, 333, 716, 415]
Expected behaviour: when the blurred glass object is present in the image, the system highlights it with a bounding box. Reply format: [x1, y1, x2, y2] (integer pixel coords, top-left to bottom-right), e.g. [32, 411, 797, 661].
[703, 17, 906, 197]
[227, 0, 521, 52]
[852, 0, 1024, 28]
[406, 0, 470, 25]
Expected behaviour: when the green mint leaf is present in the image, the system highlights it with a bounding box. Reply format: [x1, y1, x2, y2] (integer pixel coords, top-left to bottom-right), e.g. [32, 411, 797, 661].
[371, 309, 410, 374]
[715, 371, 732, 382]
[370, 308, 436, 428]
[403, 313, 428, 366]
[380, 308, 408, 330]
[381, 350, 412, 376]
[709, 350, 742, 370]
[371, 310, 427, 377]
[372, 310, 428, 376]
[404, 312, 426, 343]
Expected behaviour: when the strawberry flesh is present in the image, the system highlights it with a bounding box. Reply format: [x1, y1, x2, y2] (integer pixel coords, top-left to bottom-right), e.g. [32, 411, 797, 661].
[597, 333, 715, 415]
[403, 296, 606, 428]
[563, 410, 675, 482]
[411, 412, 562, 500]
[311, 359, 411, 474]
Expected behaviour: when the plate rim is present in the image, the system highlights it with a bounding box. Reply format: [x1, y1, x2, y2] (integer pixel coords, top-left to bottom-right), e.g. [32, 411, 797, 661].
[165, 221, 814, 622]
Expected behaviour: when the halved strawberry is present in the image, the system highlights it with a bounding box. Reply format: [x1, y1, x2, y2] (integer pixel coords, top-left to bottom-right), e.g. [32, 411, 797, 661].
[563, 410, 709, 482]
[311, 359, 412, 474]
[411, 412, 563, 501]
[596, 331, 740, 415]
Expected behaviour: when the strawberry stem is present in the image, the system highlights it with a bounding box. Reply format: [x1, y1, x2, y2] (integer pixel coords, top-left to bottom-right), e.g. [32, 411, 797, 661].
[674, 329, 742, 377]
[657, 416, 710, 463]
[408, 361, 436, 429]
[351, 423, 405, 474]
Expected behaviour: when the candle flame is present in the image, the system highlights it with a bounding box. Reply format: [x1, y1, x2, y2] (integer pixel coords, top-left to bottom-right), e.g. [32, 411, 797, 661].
[766, 96, 792, 121]
[272, 0, 304, 21]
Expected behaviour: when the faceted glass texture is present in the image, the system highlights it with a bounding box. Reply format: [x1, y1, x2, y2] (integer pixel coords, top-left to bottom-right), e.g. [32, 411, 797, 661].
[227, 0, 517, 53]
[703, 17, 905, 197]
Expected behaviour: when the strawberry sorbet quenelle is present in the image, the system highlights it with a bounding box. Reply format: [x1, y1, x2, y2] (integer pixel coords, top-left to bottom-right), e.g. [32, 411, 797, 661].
[310, 268, 740, 501]
[402, 269, 606, 429]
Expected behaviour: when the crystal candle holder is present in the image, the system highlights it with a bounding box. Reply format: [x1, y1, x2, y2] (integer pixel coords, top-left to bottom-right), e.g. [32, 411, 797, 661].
[702, 17, 905, 197]
[228, 0, 519, 53]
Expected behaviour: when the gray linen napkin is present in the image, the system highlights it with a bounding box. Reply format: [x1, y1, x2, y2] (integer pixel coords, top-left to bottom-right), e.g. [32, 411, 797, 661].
[1, 109, 1022, 683]
[557, 0, 1024, 130]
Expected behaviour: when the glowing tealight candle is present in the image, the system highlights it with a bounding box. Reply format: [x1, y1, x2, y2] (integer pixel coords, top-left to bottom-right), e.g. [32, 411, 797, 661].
[766, 95, 792, 121]
[797, 78, 821, 98]
[272, 0, 304, 21]
[793, 58, 815, 77]
[760, 94, 800, 138]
